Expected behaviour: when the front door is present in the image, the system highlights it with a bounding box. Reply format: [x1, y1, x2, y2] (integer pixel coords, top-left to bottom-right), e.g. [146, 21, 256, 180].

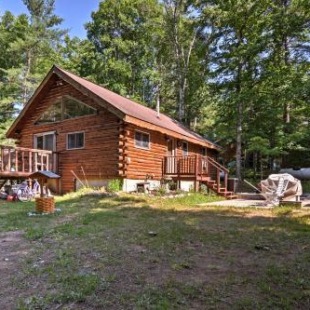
[166, 138, 176, 174]
[34, 132, 56, 171]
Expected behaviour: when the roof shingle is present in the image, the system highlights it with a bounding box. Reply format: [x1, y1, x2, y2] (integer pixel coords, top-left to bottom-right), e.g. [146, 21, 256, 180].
[57, 67, 219, 149]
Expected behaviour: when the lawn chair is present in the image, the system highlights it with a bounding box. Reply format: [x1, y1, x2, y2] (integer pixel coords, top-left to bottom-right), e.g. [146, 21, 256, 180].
[260, 174, 291, 206]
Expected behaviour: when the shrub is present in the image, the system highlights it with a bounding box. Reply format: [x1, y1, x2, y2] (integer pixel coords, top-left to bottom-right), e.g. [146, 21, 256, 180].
[107, 179, 122, 192]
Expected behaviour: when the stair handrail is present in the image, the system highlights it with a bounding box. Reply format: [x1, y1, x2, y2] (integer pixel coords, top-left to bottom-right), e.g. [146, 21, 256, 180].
[206, 156, 229, 173]
[205, 156, 229, 193]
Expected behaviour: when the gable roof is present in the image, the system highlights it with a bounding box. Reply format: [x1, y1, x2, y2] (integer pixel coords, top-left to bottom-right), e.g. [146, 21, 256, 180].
[7, 65, 220, 150]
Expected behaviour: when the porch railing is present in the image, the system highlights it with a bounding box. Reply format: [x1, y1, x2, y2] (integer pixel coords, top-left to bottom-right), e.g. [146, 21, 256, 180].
[163, 155, 229, 192]
[0, 145, 56, 175]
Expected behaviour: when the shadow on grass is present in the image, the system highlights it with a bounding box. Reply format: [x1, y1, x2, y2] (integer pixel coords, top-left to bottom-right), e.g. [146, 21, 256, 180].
[1, 193, 310, 309]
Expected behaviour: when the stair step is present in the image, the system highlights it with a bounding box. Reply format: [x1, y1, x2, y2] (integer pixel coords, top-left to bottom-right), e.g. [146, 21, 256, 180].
[206, 181, 216, 185]
[200, 178, 211, 182]
[223, 192, 238, 199]
[202, 178, 237, 199]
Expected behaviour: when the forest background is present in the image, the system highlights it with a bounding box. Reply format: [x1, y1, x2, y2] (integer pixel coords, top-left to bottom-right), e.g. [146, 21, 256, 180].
[0, 0, 309, 181]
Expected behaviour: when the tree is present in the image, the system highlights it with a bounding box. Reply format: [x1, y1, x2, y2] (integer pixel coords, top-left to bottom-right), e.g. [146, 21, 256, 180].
[0, 0, 67, 143]
[85, 0, 163, 105]
[17, 0, 66, 103]
[259, 0, 310, 164]
[161, 0, 213, 124]
[205, 0, 270, 180]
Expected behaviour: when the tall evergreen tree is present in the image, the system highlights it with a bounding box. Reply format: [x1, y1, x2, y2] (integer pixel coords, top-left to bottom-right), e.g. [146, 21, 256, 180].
[0, 0, 67, 143]
[204, 0, 270, 180]
[85, 0, 163, 105]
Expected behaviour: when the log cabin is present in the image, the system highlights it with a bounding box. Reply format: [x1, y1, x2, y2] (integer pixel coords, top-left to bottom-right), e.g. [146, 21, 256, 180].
[4, 65, 234, 197]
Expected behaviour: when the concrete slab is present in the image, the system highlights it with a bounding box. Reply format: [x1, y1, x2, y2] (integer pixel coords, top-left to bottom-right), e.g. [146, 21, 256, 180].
[199, 199, 273, 208]
[199, 198, 310, 208]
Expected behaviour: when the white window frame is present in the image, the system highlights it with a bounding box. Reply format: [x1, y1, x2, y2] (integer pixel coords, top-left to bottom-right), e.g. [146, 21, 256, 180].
[67, 131, 85, 150]
[34, 131, 56, 151]
[134, 130, 150, 150]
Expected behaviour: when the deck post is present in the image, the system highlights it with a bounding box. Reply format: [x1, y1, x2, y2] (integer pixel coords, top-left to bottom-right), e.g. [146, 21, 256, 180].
[34, 153, 38, 172]
[0, 146, 55, 179]
[194, 155, 199, 192]
[46, 154, 49, 170]
[217, 170, 220, 193]
[29, 151, 32, 173]
[224, 171, 228, 192]
[8, 149, 11, 172]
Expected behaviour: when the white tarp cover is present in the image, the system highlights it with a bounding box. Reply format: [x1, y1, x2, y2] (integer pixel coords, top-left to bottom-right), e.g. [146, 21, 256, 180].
[259, 173, 302, 203]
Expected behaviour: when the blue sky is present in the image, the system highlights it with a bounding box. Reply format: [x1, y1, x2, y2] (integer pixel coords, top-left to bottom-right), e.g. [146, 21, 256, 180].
[0, 0, 101, 38]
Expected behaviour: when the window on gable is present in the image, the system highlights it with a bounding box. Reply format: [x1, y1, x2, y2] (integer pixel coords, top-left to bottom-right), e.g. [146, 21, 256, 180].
[67, 132, 85, 150]
[135, 131, 150, 149]
[37, 96, 96, 124]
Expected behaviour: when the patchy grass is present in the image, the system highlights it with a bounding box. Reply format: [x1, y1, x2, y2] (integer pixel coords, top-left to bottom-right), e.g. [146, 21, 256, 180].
[0, 192, 309, 309]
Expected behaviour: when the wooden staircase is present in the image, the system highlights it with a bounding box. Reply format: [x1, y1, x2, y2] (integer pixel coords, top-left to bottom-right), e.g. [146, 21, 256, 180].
[163, 155, 238, 199]
[202, 179, 237, 199]
[199, 157, 237, 199]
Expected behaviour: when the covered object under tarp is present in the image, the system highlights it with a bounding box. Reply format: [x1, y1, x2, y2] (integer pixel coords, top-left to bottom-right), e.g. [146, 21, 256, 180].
[259, 173, 302, 204]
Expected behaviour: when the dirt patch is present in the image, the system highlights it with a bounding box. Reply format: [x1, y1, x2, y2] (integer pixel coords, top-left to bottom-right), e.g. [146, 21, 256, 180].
[0, 231, 32, 309]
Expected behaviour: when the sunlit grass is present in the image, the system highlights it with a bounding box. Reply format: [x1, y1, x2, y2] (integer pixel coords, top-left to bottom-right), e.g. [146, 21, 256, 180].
[1, 190, 310, 309]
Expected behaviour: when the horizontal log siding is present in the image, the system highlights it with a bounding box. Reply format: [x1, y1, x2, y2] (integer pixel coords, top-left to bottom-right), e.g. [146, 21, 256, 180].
[18, 79, 120, 193]
[124, 125, 216, 180]
[124, 124, 166, 180]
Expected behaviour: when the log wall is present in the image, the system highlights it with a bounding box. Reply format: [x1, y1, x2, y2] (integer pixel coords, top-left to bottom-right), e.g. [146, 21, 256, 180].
[123, 124, 218, 181]
[16, 75, 219, 193]
[18, 78, 120, 193]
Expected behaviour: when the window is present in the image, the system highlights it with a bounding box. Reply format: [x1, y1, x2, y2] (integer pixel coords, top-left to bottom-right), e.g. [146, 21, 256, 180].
[135, 131, 150, 149]
[182, 141, 188, 156]
[201, 147, 207, 156]
[34, 132, 55, 151]
[67, 132, 85, 150]
[37, 96, 96, 124]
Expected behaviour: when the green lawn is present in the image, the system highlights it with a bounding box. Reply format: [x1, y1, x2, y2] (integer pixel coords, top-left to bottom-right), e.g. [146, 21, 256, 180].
[0, 191, 309, 309]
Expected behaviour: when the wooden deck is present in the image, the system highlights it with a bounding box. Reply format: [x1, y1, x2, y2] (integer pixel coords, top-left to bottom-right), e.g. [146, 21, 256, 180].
[0, 145, 56, 186]
[163, 155, 235, 198]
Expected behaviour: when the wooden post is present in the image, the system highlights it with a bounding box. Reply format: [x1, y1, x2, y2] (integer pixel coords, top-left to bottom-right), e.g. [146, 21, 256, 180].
[217, 170, 220, 193]
[40, 153, 44, 171]
[22, 151, 25, 172]
[224, 172, 228, 192]
[34, 152, 38, 172]
[29, 151, 32, 173]
[195, 155, 199, 192]
[15, 150, 18, 172]
[46, 154, 49, 170]
[8, 149, 11, 172]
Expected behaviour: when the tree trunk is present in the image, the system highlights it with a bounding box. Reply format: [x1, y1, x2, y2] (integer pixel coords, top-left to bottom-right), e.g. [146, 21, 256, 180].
[236, 100, 243, 181]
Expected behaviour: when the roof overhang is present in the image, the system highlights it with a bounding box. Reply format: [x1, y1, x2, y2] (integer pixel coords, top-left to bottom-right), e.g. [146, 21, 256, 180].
[7, 65, 221, 151]
[124, 115, 221, 150]
[6, 65, 125, 139]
